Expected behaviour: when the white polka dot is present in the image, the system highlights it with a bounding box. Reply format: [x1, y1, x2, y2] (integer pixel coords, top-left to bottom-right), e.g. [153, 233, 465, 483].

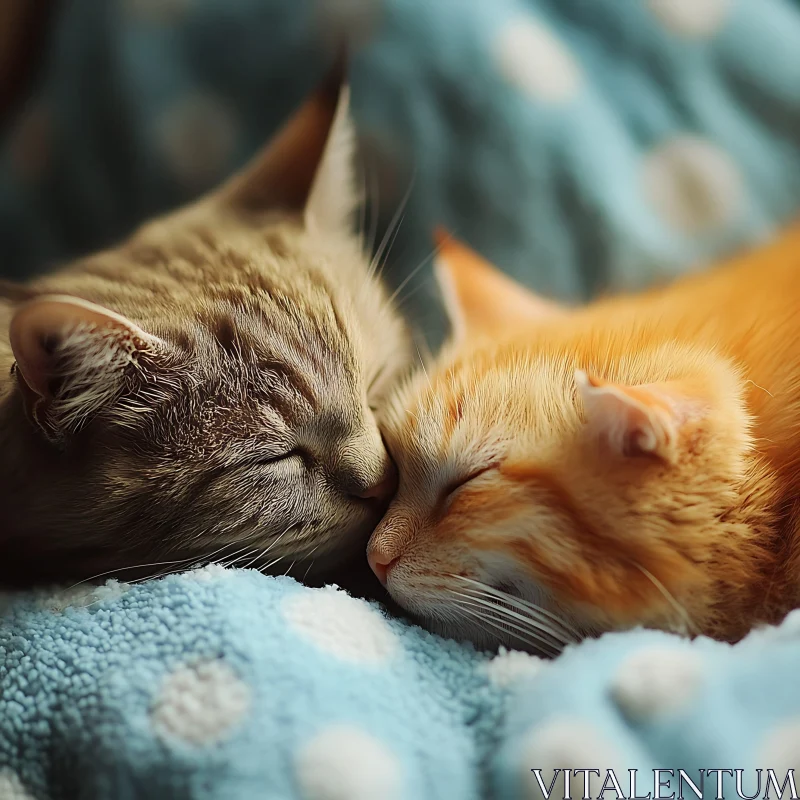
[93, 579, 130, 603]
[282, 587, 397, 665]
[38, 586, 98, 612]
[743, 609, 800, 646]
[610, 646, 703, 721]
[183, 564, 232, 583]
[774, 609, 800, 638]
[483, 647, 545, 689]
[0, 769, 35, 799]
[156, 93, 238, 190]
[649, 0, 731, 38]
[152, 659, 250, 745]
[296, 726, 402, 800]
[641, 135, 744, 235]
[519, 718, 622, 800]
[493, 16, 582, 104]
[37, 579, 130, 612]
[757, 719, 800, 775]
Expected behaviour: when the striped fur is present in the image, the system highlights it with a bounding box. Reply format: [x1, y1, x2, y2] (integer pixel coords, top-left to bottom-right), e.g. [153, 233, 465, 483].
[0, 75, 411, 586]
[368, 230, 800, 648]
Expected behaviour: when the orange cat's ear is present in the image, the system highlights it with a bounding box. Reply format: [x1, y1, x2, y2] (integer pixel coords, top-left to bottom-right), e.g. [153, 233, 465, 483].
[9, 295, 164, 443]
[575, 370, 698, 464]
[433, 229, 566, 342]
[220, 54, 358, 235]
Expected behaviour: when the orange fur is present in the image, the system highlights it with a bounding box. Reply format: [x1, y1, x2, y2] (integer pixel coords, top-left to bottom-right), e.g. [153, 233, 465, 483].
[367, 228, 800, 649]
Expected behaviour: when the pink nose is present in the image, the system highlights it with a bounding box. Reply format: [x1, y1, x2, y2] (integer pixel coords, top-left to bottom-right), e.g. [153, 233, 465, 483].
[367, 549, 399, 585]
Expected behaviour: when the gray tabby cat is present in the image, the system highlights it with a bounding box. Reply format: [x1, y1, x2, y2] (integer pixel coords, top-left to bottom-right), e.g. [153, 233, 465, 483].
[0, 68, 411, 586]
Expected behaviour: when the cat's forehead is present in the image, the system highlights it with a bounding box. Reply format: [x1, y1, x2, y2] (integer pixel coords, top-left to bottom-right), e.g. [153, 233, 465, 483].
[108, 302, 365, 464]
[191, 302, 358, 407]
[117, 344, 363, 465]
[126, 216, 380, 366]
[386, 347, 576, 470]
[73, 215, 396, 459]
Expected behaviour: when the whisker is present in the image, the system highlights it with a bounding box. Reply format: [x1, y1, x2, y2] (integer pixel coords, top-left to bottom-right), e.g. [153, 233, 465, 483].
[450, 591, 569, 649]
[745, 379, 774, 398]
[416, 346, 432, 389]
[237, 546, 271, 571]
[66, 539, 288, 610]
[188, 541, 241, 566]
[224, 526, 295, 570]
[634, 564, 696, 636]
[451, 604, 505, 646]
[394, 274, 434, 312]
[257, 527, 292, 558]
[369, 169, 416, 280]
[259, 555, 285, 574]
[301, 541, 325, 583]
[387, 229, 454, 309]
[282, 559, 297, 578]
[64, 542, 238, 591]
[387, 251, 435, 308]
[450, 594, 572, 647]
[453, 576, 581, 639]
[456, 602, 561, 657]
[377, 212, 406, 277]
[450, 575, 581, 640]
[456, 584, 578, 643]
[218, 543, 262, 569]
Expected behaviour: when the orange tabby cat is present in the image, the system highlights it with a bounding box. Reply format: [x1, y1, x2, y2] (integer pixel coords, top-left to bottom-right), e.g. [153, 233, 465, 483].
[367, 228, 800, 653]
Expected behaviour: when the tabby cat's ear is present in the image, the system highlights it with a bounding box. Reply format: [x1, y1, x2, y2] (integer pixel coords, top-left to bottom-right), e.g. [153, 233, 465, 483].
[9, 295, 164, 443]
[220, 58, 358, 236]
[576, 370, 704, 464]
[433, 229, 566, 343]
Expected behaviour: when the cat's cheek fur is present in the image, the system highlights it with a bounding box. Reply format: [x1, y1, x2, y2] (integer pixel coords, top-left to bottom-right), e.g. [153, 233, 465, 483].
[376, 353, 778, 644]
[377, 468, 710, 644]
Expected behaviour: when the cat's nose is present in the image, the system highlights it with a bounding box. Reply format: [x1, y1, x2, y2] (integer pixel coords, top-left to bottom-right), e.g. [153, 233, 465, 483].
[348, 461, 398, 504]
[367, 549, 399, 585]
[368, 511, 413, 584]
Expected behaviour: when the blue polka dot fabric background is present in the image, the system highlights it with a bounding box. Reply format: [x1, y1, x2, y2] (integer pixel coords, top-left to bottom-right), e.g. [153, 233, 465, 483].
[3, 569, 800, 799]
[1, 0, 799, 340]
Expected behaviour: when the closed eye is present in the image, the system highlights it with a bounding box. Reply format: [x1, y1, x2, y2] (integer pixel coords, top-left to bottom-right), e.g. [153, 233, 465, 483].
[441, 465, 497, 502]
[251, 447, 307, 468]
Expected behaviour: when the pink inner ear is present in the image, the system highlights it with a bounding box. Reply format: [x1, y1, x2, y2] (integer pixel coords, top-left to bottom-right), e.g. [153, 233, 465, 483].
[9, 294, 159, 399]
[575, 370, 678, 461]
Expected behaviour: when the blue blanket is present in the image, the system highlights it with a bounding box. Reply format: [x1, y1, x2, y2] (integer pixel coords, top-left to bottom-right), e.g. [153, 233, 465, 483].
[2, 569, 799, 799]
[1, 0, 800, 335]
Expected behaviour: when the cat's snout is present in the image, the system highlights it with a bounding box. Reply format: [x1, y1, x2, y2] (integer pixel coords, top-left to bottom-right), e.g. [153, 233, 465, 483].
[346, 459, 398, 505]
[367, 512, 412, 585]
[367, 550, 398, 585]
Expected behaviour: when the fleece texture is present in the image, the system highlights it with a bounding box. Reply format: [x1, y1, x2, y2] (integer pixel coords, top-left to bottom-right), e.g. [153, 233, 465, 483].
[2, 568, 800, 799]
